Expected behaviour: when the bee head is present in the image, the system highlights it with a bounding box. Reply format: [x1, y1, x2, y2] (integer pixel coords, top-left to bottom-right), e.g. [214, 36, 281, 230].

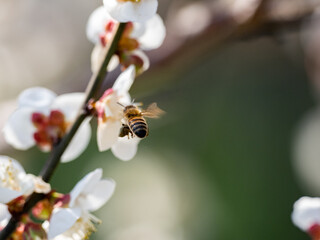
[123, 105, 141, 118]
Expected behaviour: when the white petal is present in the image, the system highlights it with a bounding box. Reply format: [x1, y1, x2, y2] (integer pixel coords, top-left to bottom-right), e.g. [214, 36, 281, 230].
[69, 169, 102, 208]
[80, 179, 116, 212]
[130, 21, 147, 39]
[131, 50, 150, 74]
[48, 207, 81, 239]
[97, 120, 122, 152]
[112, 65, 135, 97]
[111, 137, 140, 161]
[108, 54, 120, 72]
[0, 188, 22, 204]
[61, 118, 92, 163]
[18, 87, 57, 111]
[0, 203, 10, 226]
[2, 108, 36, 150]
[136, 14, 166, 50]
[0, 156, 32, 203]
[18, 174, 37, 197]
[91, 45, 119, 73]
[91, 44, 105, 73]
[86, 6, 113, 44]
[103, 92, 124, 118]
[51, 92, 85, 122]
[292, 196, 320, 231]
[103, 0, 158, 23]
[0, 155, 26, 174]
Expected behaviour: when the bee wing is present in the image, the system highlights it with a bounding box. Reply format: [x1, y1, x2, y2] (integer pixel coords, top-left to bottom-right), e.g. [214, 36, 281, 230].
[141, 103, 165, 118]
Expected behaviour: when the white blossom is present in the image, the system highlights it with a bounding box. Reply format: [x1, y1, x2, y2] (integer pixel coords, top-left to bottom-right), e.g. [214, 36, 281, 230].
[3, 87, 91, 163]
[95, 65, 140, 161]
[48, 169, 115, 239]
[103, 0, 158, 23]
[292, 196, 320, 231]
[87, 6, 165, 74]
[0, 155, 50, 204]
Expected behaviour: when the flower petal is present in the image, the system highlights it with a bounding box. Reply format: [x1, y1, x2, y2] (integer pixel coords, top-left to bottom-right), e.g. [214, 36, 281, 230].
[86, 6, 113, 45]
[61, 118, 92, 163]
[131, 50, 150, 75]
[91, 44, 105, 73]
[91, 45, 119, 73]
[103, 0, 158, 23]
[0, 188, 22, 204]
[18, 87, 57, 112]
[111, 137, 140, 161]
[0, 203, 10, 226]
[2, 108, 36, 150]
[112, 64, 135, 98]
[292, 196, 320, 231]
[0, 156, 34, 203]
[108, 54, 120, 72]
[69, 169, 102, 208]
[136, 14, 166, 50]
[48, 207, 81, 239]
[97, 119, 122, 152]
[50, 92, 85, 122]
[130, 21, 147, 39]
[18, 174, 37, 197]
[81, 179, 116, 212]
[0, 155, 26, 174]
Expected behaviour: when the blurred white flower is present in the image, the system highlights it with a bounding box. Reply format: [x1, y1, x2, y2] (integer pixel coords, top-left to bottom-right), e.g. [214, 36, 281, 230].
[95, 65, 140, 161]
[0, 203, 10, 229]
[292, 196, 320, 238]
[87, 6, 165, 74]
[48, 168, 115, 240]
[103, 0, 158, 23]
[0, 155, 50, 204]
[2, 87, 91, 163]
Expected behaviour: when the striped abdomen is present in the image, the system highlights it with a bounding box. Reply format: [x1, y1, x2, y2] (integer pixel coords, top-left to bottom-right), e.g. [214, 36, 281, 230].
[128, 117, 148, 138]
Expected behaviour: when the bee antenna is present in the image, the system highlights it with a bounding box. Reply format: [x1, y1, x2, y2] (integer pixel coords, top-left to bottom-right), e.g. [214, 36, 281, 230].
[117, 102, 125, 108]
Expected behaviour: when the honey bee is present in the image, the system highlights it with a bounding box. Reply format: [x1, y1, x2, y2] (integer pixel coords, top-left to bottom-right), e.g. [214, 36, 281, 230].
[119, 102, 164, 139]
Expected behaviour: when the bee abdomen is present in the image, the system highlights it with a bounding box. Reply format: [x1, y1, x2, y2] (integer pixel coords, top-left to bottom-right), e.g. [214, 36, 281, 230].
[128, 117, 148, 138]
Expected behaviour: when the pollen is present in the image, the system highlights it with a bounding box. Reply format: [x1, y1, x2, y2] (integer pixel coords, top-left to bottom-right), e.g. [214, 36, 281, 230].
[60, 213, 101, 240]
[0, 159, 21, 191]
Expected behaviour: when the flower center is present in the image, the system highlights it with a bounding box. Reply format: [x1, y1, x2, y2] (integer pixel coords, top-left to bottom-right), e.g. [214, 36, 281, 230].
[100, 21, 139, 52]
[61, 213, 101, 239]
[32, 110, 68, 151]
[0, 159, 21, 191]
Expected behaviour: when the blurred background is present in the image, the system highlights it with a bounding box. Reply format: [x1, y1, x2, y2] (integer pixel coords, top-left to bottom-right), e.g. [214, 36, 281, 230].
[2, 0, 320, 239]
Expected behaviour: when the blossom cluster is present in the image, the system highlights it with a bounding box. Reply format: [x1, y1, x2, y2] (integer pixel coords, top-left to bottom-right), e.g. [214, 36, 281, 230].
[0, 0, 165, 239]
[0, 156, 114, 239]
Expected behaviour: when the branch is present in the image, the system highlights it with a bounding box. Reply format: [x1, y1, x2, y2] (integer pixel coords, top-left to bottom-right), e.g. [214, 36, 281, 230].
[0, 22, 126, 240]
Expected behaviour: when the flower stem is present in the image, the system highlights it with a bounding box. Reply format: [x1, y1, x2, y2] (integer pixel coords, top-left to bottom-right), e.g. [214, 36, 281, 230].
[0, 22, 127, 240]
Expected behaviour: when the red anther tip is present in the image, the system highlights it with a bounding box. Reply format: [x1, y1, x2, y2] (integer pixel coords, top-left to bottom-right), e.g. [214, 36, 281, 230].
[32, 112, 46, 126]
[100, 34, 107, 47]
[49, 110, 65, 126]
[106, 21, 115, 33]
